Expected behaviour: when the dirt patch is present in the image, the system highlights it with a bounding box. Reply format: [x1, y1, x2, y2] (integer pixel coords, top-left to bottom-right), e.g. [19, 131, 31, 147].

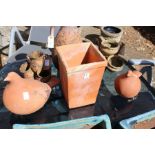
[134, 27, 155, 46]
[133, 117, 155, 129]
[121, 26, 155, 59]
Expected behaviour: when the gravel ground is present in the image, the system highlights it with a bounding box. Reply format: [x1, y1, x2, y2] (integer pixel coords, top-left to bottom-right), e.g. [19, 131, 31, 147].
[0, 26, 155, 83]
[0, 26, 11, 66]
[79, 26, 155, 59]
[0, 26, 27, 66]
[122, 26, 155, 59]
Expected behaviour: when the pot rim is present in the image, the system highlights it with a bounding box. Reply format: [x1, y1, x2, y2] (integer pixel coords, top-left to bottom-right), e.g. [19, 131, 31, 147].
[107, 55, 124, 71]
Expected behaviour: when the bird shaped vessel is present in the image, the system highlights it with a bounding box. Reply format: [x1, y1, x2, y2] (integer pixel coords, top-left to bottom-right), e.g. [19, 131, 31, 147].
[3, 72, 51, 115]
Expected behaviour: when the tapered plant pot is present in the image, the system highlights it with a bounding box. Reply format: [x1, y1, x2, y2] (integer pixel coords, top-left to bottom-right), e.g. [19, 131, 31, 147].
[56, 42, 107, 109]
[100, 26, 123, 43]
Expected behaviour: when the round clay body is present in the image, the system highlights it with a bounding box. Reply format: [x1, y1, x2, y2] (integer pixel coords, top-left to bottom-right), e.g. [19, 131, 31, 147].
[53, 26, 82, 68]
[3, 72, 51, 115]
[55, 26, 82, 47]
[115, 70, 142, 98]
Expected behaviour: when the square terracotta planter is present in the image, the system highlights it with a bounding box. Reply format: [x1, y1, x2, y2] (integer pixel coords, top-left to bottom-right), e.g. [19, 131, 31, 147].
[56, 42, 107, 109]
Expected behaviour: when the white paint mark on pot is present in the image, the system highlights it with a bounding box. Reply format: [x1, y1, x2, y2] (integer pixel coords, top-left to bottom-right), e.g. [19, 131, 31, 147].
[23, 92, 30, 100]
[83, 72, 90, 80]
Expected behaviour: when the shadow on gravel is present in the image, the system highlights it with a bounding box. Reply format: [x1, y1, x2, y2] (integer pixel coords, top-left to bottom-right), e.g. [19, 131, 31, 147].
[134, 26, 155, 45]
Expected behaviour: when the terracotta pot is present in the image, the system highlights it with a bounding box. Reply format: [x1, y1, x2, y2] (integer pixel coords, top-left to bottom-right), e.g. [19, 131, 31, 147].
[55, 26, 82, 47]
[100, 26, 123, 43]
[107, 55, 124, 72]
[53, 27, 82, 68]
[99, 37, 120, 56]
[56, 42, 107, 109]
[3, 72, 51, 115]
[115, 70, 142, 98]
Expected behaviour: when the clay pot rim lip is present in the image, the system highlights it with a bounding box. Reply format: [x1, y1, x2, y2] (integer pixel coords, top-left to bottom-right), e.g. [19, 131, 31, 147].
[56, 42, 91, 50]
[107, 64, 123, 72]
[108, 55, 124, 68]
[100, 42, 120, 56]
[100, 48, 120, 56]
[103, 26, 122, 33]
[57, 42, 108, 72]
[100, 26, 123, 38]
[66, 62, 107, 74]
[100, 42, 120, 49]
[107, 55, 124, 72]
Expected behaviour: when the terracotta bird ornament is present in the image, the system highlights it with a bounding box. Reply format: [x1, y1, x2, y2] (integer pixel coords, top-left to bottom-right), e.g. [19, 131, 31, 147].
[3, 72, 51, 115]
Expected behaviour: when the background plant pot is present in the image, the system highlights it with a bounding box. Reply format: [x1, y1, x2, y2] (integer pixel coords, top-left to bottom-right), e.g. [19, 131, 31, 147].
[53, 27, 82, 70]
[100, 26, 123, 43]
[100, 42, 120, 56]
[56, 42, 107, 109]
[54, 26, 82, 56]
[107, 55, 124, 72]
